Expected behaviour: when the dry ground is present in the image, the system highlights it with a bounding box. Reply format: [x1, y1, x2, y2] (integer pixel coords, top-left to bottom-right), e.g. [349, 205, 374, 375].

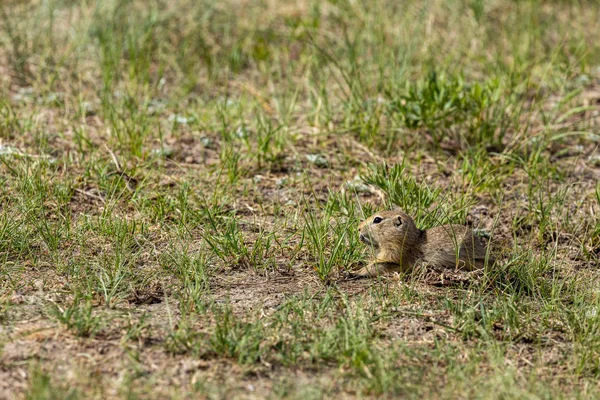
[1, 0, 600, 398]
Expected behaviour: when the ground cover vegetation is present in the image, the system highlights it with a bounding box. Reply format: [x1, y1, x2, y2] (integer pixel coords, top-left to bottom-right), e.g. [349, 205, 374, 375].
[1, 0, 600, 398]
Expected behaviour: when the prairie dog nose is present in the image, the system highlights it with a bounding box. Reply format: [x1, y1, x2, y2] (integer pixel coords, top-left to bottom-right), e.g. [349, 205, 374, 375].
[359, 233, 370, 245]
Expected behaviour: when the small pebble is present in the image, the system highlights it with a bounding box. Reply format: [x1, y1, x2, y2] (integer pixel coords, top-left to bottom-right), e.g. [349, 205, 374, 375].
[235, 126, 247, 139]
[586, 307, 597, 318]
[588, 154, 600, 167]
[306, 154, 328, 168]
[151, 147, 173, 158]
[0, 145, 21, 156]
[276, 177, 288, 187]
[200, 137, 214, 148]
[345, 176, 370, 193]
[168, 114, 194, 124]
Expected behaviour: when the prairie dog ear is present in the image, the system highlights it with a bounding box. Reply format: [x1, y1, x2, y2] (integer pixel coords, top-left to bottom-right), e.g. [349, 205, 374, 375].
[394, 215, 403, 227]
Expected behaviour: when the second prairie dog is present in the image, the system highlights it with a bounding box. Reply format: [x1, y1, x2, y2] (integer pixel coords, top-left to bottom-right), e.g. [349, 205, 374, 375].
[354, 209, 494, 277]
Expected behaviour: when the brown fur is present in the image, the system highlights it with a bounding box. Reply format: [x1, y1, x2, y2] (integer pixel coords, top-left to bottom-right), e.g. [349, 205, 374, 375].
[353, 210, 494, 277]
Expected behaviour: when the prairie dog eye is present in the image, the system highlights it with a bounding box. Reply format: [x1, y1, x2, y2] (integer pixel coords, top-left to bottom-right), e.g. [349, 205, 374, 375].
[373, 217, 383, 224]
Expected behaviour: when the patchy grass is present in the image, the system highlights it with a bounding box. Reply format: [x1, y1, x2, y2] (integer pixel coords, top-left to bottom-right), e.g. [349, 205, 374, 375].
[1, 0, 600, 398]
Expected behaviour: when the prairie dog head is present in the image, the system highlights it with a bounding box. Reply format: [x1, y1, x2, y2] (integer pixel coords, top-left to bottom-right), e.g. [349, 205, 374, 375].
[358, 210, 418, 251]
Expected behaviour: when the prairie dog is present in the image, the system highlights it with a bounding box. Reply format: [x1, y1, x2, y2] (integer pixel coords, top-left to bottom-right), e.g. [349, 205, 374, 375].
[353, 209, 494, 277]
